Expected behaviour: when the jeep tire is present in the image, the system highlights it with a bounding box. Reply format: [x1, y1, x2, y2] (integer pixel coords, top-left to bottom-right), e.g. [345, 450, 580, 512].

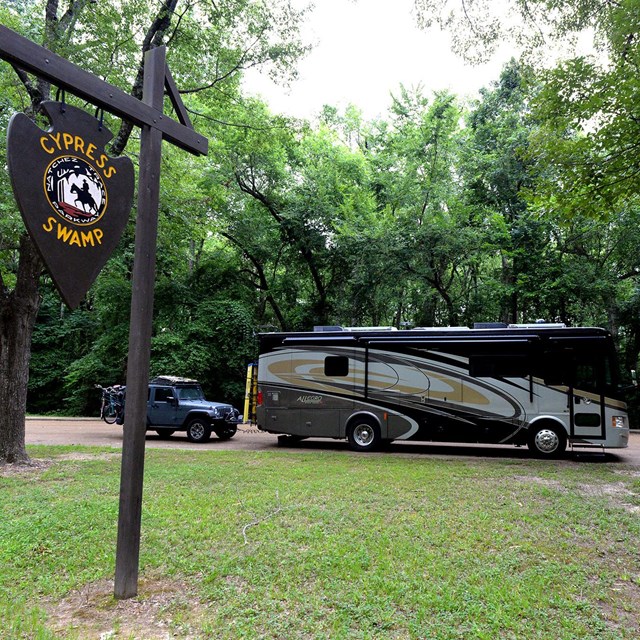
[215, 424, 237, 440]
[186, 417, 212, 443]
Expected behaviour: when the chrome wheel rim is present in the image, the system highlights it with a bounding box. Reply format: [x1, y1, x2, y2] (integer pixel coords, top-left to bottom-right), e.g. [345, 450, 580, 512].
[353, 424, 374, 447]
[534, 429, 559, 454]
[190, 422, 205, 440]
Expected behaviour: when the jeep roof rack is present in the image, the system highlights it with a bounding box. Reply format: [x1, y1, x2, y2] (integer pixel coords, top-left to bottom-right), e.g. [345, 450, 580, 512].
[149, 375, 199, 385]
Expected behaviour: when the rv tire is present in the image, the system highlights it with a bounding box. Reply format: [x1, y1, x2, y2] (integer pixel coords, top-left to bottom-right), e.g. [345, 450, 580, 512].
[347, 417, 381, 452]
[527, 422, 566, 458]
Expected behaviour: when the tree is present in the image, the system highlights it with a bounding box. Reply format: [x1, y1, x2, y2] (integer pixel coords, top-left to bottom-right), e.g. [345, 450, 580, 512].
[0, 0, 309, 464]
[413, 1, 640, 223]
[413, 0, 614, 63]
[462, 60, 543, 323]
[0, 0, 70, 464]
[218, 99, 376, 329]
[414, 1, 640, 332]
[527, 2, 640, 218]
[360, 87, 479, 327]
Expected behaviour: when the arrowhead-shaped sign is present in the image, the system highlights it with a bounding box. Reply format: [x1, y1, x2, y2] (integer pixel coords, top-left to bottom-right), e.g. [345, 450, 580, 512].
[6, 101, 134, 309]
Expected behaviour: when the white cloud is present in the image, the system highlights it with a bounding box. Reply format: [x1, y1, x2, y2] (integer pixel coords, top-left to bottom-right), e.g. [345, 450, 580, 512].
[243, 0, 510, 120]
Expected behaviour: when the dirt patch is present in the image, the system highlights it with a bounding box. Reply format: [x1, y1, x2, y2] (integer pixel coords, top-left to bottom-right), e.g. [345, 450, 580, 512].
[45, 577, 203, 639]
[510, 474, 640, 513]
[1, 453, 120, 477]
[613, 469, 640, 479]
[511, 474, 567, 491]
[599, 578, 640, 636]
[577, 481, 640, 513]
[57, 452, 121, 462]
[0, 458, 54, 476]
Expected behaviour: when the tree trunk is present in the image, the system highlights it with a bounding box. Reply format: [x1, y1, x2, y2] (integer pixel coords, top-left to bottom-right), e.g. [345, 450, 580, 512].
[500, 254, 517, 324]
[0, 235, 42, 464]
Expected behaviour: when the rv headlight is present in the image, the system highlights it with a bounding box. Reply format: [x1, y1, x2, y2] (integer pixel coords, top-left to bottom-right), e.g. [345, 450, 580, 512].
[612, 416, 626, 429]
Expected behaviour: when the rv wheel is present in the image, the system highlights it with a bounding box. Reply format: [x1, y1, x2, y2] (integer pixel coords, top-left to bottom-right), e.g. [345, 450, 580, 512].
[348, 418, 381, 452]
[527, 423, 566, 458]
[186, 418, 212, 443]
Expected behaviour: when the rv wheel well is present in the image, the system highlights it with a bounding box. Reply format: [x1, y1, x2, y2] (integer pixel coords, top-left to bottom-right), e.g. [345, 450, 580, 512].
[528, 417, 567, 434]
[346, 412, 381, 431]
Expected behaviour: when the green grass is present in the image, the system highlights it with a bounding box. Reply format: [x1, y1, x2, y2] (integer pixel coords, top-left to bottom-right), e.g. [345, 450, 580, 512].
[2, 446, 640, 639]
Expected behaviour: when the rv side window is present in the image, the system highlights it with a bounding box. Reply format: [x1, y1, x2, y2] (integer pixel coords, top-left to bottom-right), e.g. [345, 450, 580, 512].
[470, 355, 529, 378]
[325, 355, 349, 377]
[541, 348, 606, 391]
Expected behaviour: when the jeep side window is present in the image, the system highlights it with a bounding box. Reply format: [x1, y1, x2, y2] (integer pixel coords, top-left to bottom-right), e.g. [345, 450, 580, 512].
[154, 387, 174, 402]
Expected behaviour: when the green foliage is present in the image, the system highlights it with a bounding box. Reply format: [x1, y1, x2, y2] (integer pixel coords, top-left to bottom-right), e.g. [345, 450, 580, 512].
[529, 42, 640, 218]
[28, 290, 100, 415]
[0, 0, 307, 417]
[6, 0, 640, 415]
[151, 298, 257, 407]
[413, 0, 617, 62]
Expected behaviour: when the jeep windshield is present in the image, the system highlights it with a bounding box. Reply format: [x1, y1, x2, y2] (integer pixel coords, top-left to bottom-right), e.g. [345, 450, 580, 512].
[176, 386, 205, 401]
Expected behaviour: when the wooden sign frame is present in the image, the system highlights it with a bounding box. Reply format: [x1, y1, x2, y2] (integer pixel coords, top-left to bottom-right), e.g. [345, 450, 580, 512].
[0, 25, 208, 599]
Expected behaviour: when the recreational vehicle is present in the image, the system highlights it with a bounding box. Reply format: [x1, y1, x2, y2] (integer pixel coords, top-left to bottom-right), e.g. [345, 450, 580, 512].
[253, 324, 630, 457]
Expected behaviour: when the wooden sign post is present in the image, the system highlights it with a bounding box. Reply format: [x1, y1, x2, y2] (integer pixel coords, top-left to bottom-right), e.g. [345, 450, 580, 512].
[114, 45, 168, 600]
[0, 26, 208, 599]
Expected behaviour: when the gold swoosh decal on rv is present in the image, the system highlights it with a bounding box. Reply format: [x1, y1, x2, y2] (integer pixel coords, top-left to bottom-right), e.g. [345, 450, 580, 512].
[269, 358, 492, 405]
[427, 372, 490, 405]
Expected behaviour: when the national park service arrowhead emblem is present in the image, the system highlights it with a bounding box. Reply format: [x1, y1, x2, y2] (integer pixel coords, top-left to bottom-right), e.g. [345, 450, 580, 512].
[7, 101, 134, 309]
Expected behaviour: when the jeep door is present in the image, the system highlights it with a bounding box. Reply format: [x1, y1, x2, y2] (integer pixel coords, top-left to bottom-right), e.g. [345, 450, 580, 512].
[147, 386, 178, 426]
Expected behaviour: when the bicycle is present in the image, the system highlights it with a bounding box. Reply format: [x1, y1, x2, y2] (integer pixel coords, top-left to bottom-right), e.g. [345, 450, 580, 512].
[96, 384, 125, 424]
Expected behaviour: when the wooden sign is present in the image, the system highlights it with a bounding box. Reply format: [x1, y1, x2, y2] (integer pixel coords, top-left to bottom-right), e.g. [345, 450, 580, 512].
[6, 101, 134, 308]
[1, 24, 208, 600]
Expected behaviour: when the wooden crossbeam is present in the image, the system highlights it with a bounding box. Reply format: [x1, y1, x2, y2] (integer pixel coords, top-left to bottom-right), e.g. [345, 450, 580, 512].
[0, 25, 207, 155]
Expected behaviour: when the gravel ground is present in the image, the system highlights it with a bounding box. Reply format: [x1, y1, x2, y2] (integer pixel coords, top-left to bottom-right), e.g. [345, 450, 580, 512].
[24, 417, 640, 463]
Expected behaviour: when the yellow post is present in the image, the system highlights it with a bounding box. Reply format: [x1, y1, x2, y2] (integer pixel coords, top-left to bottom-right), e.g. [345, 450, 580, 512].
[244, 362, 257, 424]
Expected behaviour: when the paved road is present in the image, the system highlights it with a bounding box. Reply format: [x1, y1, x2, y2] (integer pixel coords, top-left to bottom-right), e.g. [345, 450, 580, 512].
[24, 417, 640, 464]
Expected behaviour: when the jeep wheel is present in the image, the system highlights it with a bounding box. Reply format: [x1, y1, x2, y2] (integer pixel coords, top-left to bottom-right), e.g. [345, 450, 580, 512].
[215, 424, 237, 440]
[186, 418, 211, 443]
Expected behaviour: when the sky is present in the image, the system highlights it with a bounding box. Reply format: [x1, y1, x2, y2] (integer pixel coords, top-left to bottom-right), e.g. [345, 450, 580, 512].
[243, 0, 511, 121]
